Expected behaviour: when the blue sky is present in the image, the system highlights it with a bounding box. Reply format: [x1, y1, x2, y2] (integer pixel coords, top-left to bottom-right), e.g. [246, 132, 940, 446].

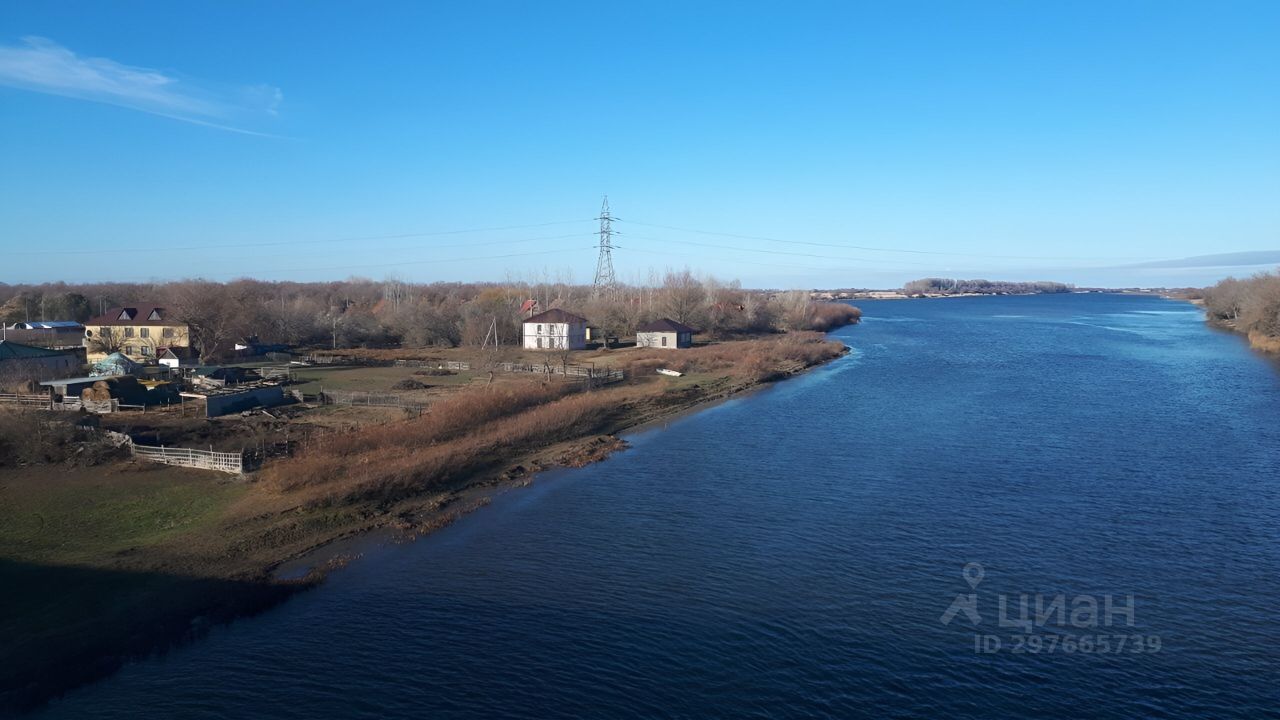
[1, 1, 1277, 288]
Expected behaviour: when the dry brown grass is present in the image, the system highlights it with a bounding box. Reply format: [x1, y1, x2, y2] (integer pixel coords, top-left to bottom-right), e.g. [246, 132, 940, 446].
[262, 334, 846, 508]
[261, 381, 623, 505]
[1248, 330, 1280, 354]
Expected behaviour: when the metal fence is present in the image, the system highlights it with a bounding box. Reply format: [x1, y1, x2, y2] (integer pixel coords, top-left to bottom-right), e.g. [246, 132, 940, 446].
[131, 443, 245, 474]
[495, 362, 624, 384]
[94, 429, 245, 475]
[392, 359, 471, 371]
[319, 389, 426, 411]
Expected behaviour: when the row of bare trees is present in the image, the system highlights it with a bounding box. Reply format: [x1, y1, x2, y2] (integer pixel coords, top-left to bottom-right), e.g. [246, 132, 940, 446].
[1202, 269, 1280, 338]
[1, 272, 860, 358]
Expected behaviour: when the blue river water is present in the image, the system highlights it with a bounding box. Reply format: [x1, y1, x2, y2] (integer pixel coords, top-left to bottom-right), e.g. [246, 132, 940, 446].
[38, 293, 1280, 719]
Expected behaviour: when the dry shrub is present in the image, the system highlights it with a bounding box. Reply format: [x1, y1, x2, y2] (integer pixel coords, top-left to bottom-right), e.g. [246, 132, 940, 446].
[0, 411, 95, 466]
[803, 303, 862, 331]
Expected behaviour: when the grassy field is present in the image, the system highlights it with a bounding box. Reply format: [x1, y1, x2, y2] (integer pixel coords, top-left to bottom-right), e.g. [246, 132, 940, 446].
[0, 465, 246, 566]
[289, 365, 476, 394]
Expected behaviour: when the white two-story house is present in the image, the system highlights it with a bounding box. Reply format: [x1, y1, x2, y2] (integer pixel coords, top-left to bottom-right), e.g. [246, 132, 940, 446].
[522, 309, 587, 350]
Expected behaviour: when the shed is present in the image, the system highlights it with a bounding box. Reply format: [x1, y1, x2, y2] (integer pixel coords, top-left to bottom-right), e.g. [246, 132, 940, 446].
[0, 341, 82, 388]
[158, 346, 201, 368]
[635, 318, 698, 349]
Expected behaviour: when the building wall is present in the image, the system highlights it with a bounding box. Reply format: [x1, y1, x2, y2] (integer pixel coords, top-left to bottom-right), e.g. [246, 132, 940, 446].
[0, 355, 81, 390]
[523, 321, 586, 350]
[1, 327, 85, 348]
[85, 324, 190, 362]
[636, 331, 691, 349]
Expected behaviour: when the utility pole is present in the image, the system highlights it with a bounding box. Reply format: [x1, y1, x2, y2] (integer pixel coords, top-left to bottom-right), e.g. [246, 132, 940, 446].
[593, 196, 618, 295]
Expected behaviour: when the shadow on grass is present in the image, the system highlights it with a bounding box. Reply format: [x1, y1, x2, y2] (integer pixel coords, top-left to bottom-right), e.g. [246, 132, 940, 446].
[0, 558, 305, 717]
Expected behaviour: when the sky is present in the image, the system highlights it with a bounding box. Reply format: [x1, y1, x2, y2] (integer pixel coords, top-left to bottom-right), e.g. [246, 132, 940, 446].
[1, 1, 1278, 289]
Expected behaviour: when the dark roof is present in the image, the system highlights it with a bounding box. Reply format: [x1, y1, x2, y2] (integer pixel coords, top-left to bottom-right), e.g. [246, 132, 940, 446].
[0, 340, 71, 360]
[524, 308, 587, 325]
[12, 321, 83, 330]
[636, 318, 700, 334]
[87, 305, 177, 326]
[160, 346, 200, 360]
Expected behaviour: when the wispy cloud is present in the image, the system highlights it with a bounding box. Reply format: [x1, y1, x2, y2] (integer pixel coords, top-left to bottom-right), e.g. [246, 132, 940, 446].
[0, 36, 287, 137]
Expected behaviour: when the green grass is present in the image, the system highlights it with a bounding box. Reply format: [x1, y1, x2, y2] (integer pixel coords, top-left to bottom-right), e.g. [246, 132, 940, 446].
[0, 467, 247, 566]
[289, 365, 474, 393]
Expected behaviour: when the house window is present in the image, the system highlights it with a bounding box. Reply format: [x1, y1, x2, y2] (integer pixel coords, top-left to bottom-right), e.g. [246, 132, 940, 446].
[537, 324, 542, 333]
[124, 327, 134, 338]
[149, 310, 162, 321]
[661, 335, 668, 347]
[140, 327, 149, 339]
[162, 327, 174, 338]
[536, 337, 543, 349]
[125, 346, 136, 355]
[141, 346, 152, 356]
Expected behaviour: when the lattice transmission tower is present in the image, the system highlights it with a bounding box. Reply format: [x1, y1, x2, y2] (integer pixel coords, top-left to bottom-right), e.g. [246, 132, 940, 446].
[593, 196, 618, 294]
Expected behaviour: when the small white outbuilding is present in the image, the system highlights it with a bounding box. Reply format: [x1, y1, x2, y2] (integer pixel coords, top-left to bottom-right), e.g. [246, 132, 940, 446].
[635, 318, 698, 349]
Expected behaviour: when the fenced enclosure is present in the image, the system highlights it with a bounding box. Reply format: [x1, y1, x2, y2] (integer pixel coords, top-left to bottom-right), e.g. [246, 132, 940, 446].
[96, 429, 246, 475]
[0, 393, 49, 408]
[319, 389, 427, 411]
[495, 362, 625, 385]
[392, 359, 471, 371]
[130, 443, 245, 474]
[53, 397, 120, 413]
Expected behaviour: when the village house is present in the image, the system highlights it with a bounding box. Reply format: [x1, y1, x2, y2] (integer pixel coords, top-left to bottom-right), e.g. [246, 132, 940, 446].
[522, 309, 588, 350]
[635, 318, 698, 349]
[84, 305, 191, 363]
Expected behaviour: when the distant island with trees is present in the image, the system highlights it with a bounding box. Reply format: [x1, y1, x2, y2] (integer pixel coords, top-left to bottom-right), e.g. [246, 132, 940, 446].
[812, 278, 1075, 300]
[901, 278, 1074, 297]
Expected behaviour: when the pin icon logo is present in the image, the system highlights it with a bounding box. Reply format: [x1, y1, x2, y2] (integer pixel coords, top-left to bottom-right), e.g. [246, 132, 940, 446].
[940, 562, 985, 626]
[963, 562, 985, 589]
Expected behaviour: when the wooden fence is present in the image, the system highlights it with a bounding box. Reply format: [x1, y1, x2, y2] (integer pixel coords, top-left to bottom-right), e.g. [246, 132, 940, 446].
[2, 393, 126, 414]
[0, 392, 49, 408]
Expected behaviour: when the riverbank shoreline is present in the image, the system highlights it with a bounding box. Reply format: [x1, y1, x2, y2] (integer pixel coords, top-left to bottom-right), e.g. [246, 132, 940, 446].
[0, 333, 851, 715]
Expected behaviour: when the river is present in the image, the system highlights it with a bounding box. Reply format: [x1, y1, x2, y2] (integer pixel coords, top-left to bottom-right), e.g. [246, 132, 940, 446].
[38, 293, 1280, 718]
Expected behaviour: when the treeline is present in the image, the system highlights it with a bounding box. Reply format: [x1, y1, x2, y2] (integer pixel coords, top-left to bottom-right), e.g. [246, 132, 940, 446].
[1202, 269, 1280, 340]
[0, 273, 860, 360]
[902, 278, 1074, 296]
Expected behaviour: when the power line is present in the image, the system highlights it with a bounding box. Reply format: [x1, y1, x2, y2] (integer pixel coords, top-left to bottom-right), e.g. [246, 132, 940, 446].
[114, 246, 594, 282]
[9, 219, 594, 256]
[619, 219, 1159, 262]
[622, 232, 954, 268]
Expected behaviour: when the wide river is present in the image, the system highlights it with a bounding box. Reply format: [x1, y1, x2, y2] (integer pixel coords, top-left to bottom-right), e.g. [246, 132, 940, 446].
[39, 293, 1280, 719]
